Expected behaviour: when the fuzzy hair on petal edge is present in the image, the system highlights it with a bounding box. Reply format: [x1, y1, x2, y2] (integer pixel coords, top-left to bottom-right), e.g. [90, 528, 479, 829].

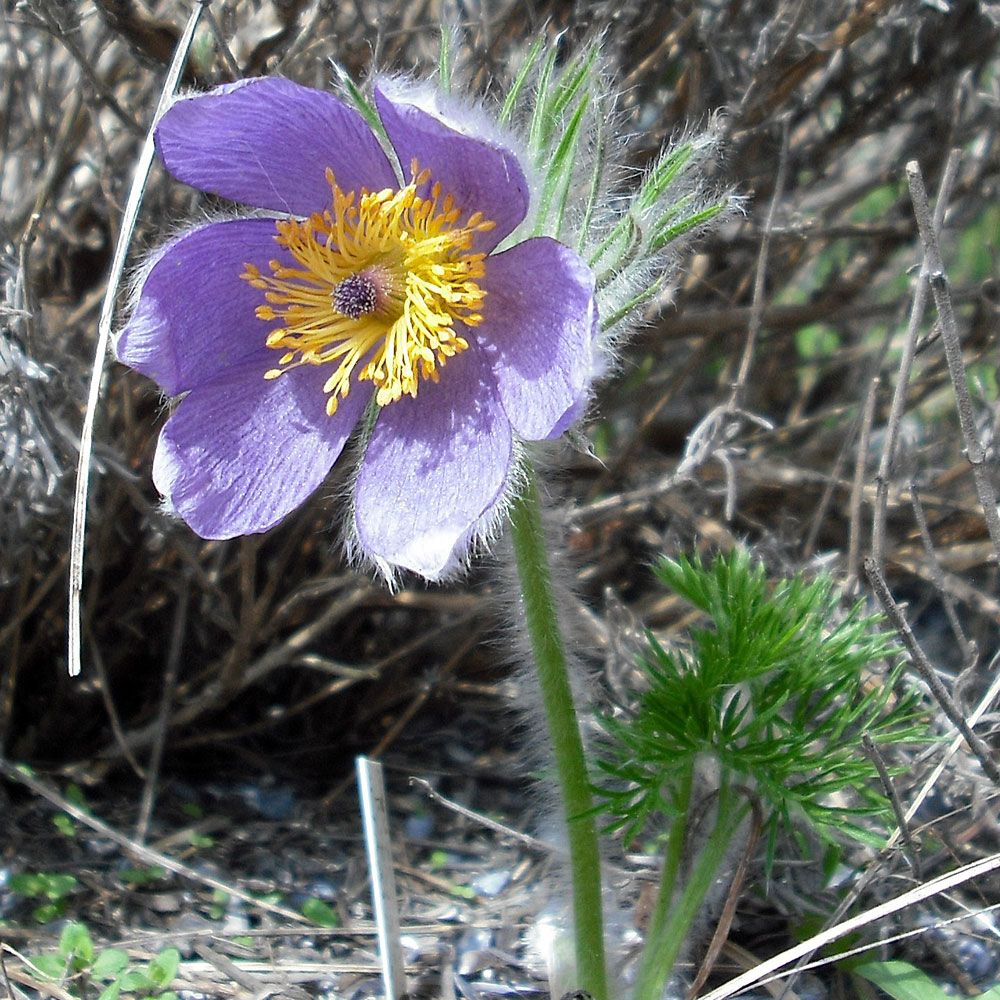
[373, 73, 543, 237]
[341, 435, 525, 590]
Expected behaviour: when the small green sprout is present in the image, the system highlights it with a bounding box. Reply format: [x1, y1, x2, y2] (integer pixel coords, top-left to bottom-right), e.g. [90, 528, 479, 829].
[595, 550, 930, 1000]
[207, 888, 229, 920]
[118, 865, 168, 887]
[9, 871, 79, 923]
[26, 921, 178, 1000]
[52, 813, 76, 837]
[300, 896, 339, 927]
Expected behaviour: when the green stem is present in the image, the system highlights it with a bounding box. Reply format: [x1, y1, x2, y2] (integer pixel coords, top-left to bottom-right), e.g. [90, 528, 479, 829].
[633, 780, 749, 1000]
[508, 466, 609, 1000]
[642, 764, 694, 955]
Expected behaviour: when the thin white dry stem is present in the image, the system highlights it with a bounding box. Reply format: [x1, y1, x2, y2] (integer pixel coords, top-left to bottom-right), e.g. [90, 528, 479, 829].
[2, 943, 75, 1000]
[697, 849, 1000, 1000]
[778, 652, 1000, 995]
[673, 120, 787, 511]
[731, 117, 789, 408]
[861, 732, 921, 878]
[89, 625, 147, 779]
[356, 756, 407, 1000]
[410, 775, 557, 853]
[765, 900, 1000, 986]
[67, 1, 208, 678]
[897, 651, 1000, 835]
[0, 946, 18, 1000]
[192, 943, 301, 999]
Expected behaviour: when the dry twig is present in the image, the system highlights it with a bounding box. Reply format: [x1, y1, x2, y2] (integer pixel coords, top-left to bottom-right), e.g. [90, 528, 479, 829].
[906, 158, 1000, 564]
[863, 556, 1000, 788]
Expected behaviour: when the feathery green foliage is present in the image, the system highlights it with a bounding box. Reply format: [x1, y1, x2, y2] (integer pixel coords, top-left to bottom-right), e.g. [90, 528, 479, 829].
[597, 551, 929, 1000]
[597, 550, 928, 850]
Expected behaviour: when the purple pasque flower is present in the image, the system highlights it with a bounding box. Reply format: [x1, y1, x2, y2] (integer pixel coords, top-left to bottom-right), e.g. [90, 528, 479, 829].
[117, 76, 596, 580]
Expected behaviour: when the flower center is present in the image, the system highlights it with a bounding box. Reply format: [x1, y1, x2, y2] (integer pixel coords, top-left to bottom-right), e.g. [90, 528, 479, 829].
[241, 163, 495, 415]
[332, 272, 378, 320]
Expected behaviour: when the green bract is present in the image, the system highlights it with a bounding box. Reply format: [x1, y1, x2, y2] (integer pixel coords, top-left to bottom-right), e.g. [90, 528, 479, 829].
[338, 34, 734, 349]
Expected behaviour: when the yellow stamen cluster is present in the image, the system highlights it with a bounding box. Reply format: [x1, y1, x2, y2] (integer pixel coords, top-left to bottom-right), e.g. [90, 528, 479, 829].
[241, 163, 495, 414]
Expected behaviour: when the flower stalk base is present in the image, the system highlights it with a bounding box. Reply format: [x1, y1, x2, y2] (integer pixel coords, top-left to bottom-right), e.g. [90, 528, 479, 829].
[508, 466, 608, 1000]
[632, 780, 748, 1000]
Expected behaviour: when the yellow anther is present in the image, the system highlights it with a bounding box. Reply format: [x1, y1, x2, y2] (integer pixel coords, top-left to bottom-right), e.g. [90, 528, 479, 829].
[241, 162, 492, 411]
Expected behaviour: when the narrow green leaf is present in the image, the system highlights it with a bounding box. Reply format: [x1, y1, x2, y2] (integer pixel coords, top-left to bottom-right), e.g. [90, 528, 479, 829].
[577, 98, 608, 253]
[540, 44, 599, 150]
[536, 95, 589, 237]
[590, 213, 640, 271]
[527, 45, 559, 157]
[330, 63, 388, 152]
[649, 201, 726, 252]
[637, 143, 695, 212]
[600, 274, 667, 330]
[437, 28, 452, 95]
[854, 961, 951, 1000]
[500, 34, 546, 125]
[594, 216, 644, 287]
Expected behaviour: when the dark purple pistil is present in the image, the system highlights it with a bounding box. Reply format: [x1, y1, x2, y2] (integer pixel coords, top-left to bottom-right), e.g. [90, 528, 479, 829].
[333, 273, 378, 320]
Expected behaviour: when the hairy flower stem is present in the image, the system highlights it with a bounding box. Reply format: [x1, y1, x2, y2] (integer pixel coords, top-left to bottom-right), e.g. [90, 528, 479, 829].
[633, 779, 749, 1000]
[508, 467, 608, 1000]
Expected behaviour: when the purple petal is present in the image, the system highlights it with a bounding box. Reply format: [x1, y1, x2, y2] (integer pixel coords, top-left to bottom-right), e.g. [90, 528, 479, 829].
[353, 343, 512, 579]
[374, 86, 529, 253]
[474, 237, 596, 440]
[156, 77, 396, 215]
[153, 362, 371, 539]
[116, 219, 285, 396]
